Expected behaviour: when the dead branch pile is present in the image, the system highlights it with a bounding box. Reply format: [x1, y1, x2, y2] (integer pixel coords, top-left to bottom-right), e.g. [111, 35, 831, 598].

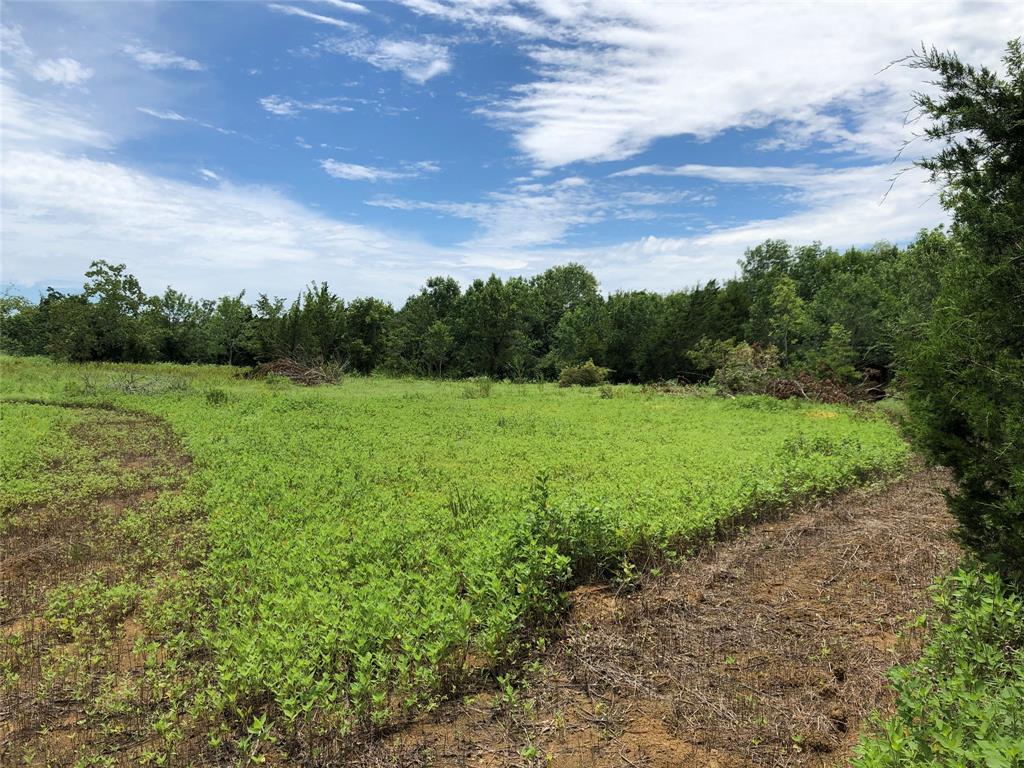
[244, 358, 344, 386]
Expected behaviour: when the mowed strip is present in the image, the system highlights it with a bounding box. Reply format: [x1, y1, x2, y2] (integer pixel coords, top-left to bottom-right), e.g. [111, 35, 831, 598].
[368, 466, 960, 768]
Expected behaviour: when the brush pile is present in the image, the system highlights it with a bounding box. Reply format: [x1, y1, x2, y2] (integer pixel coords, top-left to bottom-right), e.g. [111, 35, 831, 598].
[245, 358, 344, 386]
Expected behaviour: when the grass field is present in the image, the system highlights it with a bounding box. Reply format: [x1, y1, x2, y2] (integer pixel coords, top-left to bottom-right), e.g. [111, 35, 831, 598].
[0, 356, 910, 764]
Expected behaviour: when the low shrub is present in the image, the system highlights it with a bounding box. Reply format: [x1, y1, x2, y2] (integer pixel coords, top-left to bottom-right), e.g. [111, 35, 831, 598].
[558, 359, 611, 388]
[461, 376, 493, 398]
[853, 566, 1024, 768]
[205, 388, 228, 406]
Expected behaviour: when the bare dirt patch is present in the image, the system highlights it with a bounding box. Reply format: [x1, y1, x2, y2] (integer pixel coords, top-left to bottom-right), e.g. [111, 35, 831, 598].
[0, 406, 199, 768]
[361, 466, 960, 767]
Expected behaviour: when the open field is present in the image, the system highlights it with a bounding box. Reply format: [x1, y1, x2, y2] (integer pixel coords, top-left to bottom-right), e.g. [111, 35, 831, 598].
[1, 357, 913, 765]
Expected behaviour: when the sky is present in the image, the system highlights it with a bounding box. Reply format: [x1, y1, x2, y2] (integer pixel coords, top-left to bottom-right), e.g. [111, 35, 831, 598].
[1, 1, 1021, 305]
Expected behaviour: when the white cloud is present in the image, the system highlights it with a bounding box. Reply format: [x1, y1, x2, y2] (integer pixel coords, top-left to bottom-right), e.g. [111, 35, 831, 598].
[259, 94, 354, 116]
[613, 164, 824, 185]
[32, 57, 93, 86]
[0, 148, 445, 301]
[0, 18, 962, 304]
[137, 106, 188, 121]
[315, 0, 370, 14]
[320, 159, 440, 182]
[136, 106, 239, 137]
[0, 75, 110, 149]
[368, 174, 689, 248]
[123, 43, 205, 71]
[399, 1, 1023, 167]
[406, 160, 441, 174]
[267, 3, 353, 29]
[559, 163, 946, 292]
[4, 24, 94, 88]
[0, 77, 442, 304]
[1, 25, 34, 70]
[321, 37, 451, 83]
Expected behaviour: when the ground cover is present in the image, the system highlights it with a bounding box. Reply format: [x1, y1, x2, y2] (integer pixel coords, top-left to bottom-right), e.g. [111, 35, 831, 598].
[1, 356, 910, 764]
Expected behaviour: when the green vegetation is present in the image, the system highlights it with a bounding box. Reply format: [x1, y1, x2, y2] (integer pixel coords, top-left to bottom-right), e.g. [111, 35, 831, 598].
[854, 568, 1024, 767]
[557, 358, 611, 387]
[854, 39, 1024, 767]
[1, 355, 907, 760]
[898, 40, 1024, 585]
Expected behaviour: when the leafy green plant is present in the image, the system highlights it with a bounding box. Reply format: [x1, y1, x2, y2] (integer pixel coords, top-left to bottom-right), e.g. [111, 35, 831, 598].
[204, 388, 228, 406]
[854, 567, 1024, 768]
[461, 376, 493, 398]
[558, 359, 611, 387]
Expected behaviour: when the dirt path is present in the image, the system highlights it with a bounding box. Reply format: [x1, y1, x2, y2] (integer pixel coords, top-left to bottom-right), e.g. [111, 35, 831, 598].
[0, 406, 201, 768]
[366, 467, 960, 768]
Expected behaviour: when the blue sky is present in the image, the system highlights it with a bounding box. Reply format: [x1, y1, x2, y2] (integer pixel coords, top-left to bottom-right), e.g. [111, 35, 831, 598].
[1, 1, 1020, 304]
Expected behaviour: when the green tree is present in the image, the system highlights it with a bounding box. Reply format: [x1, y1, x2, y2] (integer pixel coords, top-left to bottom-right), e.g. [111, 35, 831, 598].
[768, 275, 806, 365]
[740, 239, 793, 345]
[421, 320, 454, 377]
[208, 292, 252, 366]
[605, 290, 664, 382]
[545, 301, 609, 373]
[157, 288, 212, 363]
[384, 277, 461, 375]
[456, 275, 539, 377]
[531, 264, 600, 329]
[83, 260, 158, 361]
[819, 323, 858, 384]
[901, 40, 1024, 582]
[43, 292, 97, 362]
[0, 292, 41, 355]
[346, 297, 393, 374]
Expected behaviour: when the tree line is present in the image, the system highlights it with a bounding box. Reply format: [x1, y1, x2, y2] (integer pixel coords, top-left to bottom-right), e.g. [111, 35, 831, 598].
[0, 230, 953, 386]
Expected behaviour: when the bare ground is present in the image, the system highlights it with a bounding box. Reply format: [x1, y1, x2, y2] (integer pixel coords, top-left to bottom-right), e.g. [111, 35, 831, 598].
[0, 406, 200, 767]
[358, 467, 960, 768]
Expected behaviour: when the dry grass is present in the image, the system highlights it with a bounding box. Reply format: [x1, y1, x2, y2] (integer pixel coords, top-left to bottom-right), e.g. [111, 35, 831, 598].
[357, 466, 960, 768]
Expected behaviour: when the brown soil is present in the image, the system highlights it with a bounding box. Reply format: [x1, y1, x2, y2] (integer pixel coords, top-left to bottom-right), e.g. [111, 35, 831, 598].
[357, 466, 960, 768]
[0, 407, 197, 768]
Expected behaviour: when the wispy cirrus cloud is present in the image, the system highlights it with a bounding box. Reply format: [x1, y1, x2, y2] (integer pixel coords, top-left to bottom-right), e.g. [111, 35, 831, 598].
[612, 163, 902, 208]
[136, 106, 241, 138]
[0, 24, 34, 69]
[123, 43, 205, 72]
[398, 1, 1023, 168]
[137, 106, 188, 121]
[320, 159, 440, 182]
[0, 4, 969, 304]
[369, 175, 702, 249]
[315, 0, 369, 14]
[0, 75, 110, 149]
[320, 36, 452, 83]
[259, 94, 354, 116]
[31, 57, 93, 86]
[3, 24, 93, 87]
[266, 3, 353, 29]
